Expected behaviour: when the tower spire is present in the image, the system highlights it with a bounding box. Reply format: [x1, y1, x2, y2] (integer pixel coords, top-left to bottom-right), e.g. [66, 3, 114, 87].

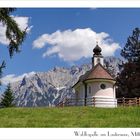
[93, 42, 102, 55]
[92, 42, 103, 67]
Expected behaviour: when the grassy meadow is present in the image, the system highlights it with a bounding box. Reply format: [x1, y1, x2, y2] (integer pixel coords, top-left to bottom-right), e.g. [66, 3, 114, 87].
[0, 106, 140, 127]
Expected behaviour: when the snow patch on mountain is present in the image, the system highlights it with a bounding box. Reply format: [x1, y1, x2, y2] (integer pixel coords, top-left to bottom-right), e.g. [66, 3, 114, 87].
[9, 56, 122, 107]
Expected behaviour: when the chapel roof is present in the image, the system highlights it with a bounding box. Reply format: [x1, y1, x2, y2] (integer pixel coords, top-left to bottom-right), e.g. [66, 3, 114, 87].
[73, 63, 115, 88]
[82, 63, 114, 80]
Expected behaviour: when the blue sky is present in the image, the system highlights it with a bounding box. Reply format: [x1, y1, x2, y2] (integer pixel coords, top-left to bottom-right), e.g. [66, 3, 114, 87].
[0, 8, 140, 85]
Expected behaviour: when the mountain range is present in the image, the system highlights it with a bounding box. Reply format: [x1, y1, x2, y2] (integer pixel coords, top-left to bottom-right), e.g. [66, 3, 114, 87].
[10, 56, 123, 107]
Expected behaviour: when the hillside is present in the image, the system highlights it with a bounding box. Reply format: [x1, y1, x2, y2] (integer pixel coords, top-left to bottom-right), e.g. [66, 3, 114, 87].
[10, 56, 122, 107]
[0, 106, 139, 127]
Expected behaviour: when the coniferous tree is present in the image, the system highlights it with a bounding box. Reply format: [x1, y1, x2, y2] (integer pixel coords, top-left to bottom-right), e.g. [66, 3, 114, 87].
[116, 28, 140, 98]
[0, 8, 26, 57]
[0, 8, 26, 84]
[0, 84, 15, 108]
[121, 28, 140, 62]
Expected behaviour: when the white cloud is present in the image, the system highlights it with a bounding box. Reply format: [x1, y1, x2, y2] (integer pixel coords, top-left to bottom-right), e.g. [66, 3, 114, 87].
[33, 28, 120, 62]
[12, 16, 32, 33]
[0, 23, 8, 45]
[0, 15, 32, 46]
[1, 71, 35, 85]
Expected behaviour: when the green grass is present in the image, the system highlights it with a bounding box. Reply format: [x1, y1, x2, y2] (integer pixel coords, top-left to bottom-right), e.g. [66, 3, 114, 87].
[0, 106, 140, 127]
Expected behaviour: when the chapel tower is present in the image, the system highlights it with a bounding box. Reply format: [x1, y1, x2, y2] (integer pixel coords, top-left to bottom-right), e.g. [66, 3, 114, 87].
[92, 42, 103, 67]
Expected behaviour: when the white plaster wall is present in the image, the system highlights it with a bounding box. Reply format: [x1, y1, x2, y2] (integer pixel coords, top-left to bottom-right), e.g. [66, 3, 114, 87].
[94, 57, 103, 66]
[75, 85, 85, 106]
[87, 82, 115, 98]
[87, 81, 117, 107]
[74, 81, 116, 107]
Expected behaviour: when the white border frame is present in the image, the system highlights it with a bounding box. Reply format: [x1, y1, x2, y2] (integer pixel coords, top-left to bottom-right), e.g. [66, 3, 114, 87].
[0, 2, 140, 140]
[0, 0, 140, 8]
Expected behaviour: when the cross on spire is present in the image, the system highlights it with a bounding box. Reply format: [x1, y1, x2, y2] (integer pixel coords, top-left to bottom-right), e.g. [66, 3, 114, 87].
[96, 40, 98, 45]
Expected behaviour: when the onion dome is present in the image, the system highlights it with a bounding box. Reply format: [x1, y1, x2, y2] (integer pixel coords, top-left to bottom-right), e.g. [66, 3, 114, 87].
[93, 44, 102, 55]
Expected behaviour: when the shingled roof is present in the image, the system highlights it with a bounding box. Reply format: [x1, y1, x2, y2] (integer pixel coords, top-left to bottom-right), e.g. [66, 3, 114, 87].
[73, 63, 115, 88]
[83, 63, 114, 81]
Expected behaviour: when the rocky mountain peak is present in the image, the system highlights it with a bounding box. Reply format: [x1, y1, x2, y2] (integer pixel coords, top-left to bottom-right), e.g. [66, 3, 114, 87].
[10, 56, 122, 107]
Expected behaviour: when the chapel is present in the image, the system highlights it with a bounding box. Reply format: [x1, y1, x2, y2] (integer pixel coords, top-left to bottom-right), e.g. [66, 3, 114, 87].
[73, 43, 117, 107]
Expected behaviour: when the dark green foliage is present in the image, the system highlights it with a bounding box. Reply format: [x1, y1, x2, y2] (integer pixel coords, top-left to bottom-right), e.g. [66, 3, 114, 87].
[121, 28, 140, 62]
[116, 61, 140, 97]
[0, 8, 26, 85]
[117, 28, 140, 98]
[0, 8, 26, 57]
[0, 84, 15, 108]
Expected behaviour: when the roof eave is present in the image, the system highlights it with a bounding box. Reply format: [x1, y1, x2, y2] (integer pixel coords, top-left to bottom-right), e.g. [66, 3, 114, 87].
[84, 78, 116, 84]
[72, 80, 82, 89]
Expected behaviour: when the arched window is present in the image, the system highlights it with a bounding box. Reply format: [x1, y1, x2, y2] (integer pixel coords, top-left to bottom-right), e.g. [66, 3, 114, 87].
[88, 86, 91, 94]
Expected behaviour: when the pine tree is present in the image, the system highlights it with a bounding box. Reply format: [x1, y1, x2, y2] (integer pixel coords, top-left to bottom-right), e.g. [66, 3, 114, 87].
[0, 8, 26, 85]
[0, 84, 15, 108]
[116, 28, 140, 98]
[121, 28, 140, 62]
[0, 8, 26, 57]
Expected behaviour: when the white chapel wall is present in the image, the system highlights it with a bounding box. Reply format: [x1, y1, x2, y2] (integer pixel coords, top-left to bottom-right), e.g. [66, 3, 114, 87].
[87, 82, 115, 98]
[75, 85, 85, 106]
